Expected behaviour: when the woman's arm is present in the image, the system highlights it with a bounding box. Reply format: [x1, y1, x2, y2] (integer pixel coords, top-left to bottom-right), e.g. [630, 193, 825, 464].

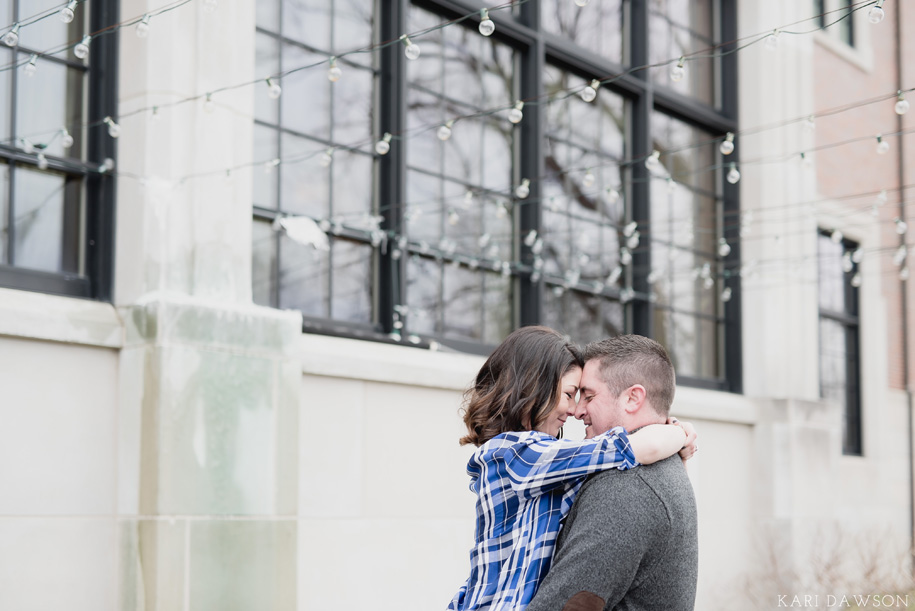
[499, 428, 638, 499]
[627, 424, 687, 465]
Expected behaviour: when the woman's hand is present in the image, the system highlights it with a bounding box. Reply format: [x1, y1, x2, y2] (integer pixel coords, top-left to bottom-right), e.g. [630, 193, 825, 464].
[668, 416, 698, 462]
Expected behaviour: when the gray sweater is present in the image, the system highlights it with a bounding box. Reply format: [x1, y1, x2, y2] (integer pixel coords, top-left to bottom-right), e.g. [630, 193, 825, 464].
[526, 455, 698, 611]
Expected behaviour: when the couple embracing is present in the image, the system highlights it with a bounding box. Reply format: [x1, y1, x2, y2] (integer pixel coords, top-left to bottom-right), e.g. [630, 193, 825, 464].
[448, 326, 699, 611]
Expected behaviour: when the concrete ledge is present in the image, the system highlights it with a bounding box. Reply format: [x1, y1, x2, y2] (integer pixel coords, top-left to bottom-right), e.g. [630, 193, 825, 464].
[0, 288, 123, 348]
[296, 334, 485, 391]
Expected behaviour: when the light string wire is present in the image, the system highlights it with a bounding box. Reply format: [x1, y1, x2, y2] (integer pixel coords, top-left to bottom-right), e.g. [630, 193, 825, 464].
[0, 0, 85, 34]
[4, 0, 909, 289]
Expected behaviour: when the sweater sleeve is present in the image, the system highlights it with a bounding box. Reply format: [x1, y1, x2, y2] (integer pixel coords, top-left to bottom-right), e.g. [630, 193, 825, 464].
[500, 427, 639, 499]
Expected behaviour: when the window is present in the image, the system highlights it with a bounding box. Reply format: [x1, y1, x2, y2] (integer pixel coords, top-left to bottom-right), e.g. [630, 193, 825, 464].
[818, 231, 862, 455]
[0, 0, 117, 299]
[817, 0, 855, 47]
[251, 1, 740, 390]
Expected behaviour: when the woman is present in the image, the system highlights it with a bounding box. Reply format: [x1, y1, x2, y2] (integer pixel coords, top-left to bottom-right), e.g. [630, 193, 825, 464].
[448, 326, 694, 611]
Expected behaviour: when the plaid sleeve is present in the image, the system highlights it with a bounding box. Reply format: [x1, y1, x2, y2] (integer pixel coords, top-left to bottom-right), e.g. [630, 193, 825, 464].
[501, 427, 638, 499]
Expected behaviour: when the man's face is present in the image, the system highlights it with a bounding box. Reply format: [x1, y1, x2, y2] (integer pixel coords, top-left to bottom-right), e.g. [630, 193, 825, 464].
[576, 359, 625, 438]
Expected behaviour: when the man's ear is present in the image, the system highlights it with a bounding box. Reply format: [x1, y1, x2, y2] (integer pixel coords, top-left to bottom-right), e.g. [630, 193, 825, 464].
[623, 384, 647, 413]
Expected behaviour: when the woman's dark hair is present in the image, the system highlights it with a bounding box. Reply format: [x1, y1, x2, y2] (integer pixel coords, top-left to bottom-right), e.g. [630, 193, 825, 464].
[459, 326, 583, 446]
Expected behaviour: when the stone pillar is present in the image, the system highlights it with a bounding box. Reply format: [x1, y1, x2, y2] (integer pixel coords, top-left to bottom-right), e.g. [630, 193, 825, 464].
[113, 2, 302, 609]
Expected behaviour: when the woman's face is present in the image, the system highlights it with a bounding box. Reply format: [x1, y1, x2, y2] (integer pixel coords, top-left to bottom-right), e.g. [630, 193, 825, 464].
[535, 367, 581, 438]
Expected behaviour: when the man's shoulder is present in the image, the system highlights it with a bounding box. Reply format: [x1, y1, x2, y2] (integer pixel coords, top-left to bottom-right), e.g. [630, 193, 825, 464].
[580, 455, 693, 505]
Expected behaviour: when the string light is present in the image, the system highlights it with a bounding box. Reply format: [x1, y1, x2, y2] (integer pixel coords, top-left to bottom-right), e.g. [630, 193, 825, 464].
[74, 35, 91, 60]
[606, 266, 622, 284]
[718, 238, 731, 257]
[721, 287, 733, 302]
[876, 134, 889, 154]
[623, 221, 638, 238]
[136, 14, 151, 38]
[37, 152, 48, 170]
[726, 162, 741, 184]
[902, 267, 910, 282]
[508, 101, 524, 124]
[850, 273, 862, 287]
[60, 129, 73, 149]
[60, 0, 77, 23]
[23, 54, 36, 77]
[103, 116, 120, 138]
[669, 57, 685, 82]
[524, 230, 538, 247]
[831, 229, 843, 244]
[3, 23, 19, 47]
[574, 0, 590, 6]
[645, 150, 661, 171]
[867, 0, 885, 24]
[478, 9, 495, 36]
[620, 247, 632, 266]
[894, 245, 907, 267]
[515, 178, 530, 199]
[266, 77, 282, 99]
[320, 148, 333, 167]
[719, 132, 735, 155]
[375, 133, 392, 156]
[448, 209, 460, 225]
[803, 115, 816, 131]
[328, 57, 342, 82]
[437, 120, 453, 141]
[895, 91, 910, 115]
[203, 93, 214, 113]
[401, 35, 421, 60]
[496, 202, 508, 219]
[582, 169, 595, 188]
[579, 79, 600, 103]
[764, 29, 779, 50]
[895, 218, 908, 235]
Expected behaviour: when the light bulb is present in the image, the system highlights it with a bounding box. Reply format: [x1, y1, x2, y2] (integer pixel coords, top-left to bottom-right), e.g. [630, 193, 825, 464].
[203, 0, 218, 13]
[726, 163, 740, 184]
[830, 229, 843, 244]
[721, 287, 733, 302]
[375, 133, 392, 156]
[876, 189, 888, 205]
[719, 132, 734, 155]
[896, 218, 908, 235]
[60, 129, 74, 149]
[524, 230, 538, 247]
[575, 0, 590, 6]
[579, 79, 600, 103]
[508, 101, 524, 124]
[21, 139, 34, 154]
[479, 10, 495, 36]
[626, 232, 640, 250]
[60, 1, 77, 23]
[515, 179, 530, 199]
[895, 245, 908, 267]
[37, 153, 48, 170]
[437, 122, 453, 141]
[669, 57, 685, 82]
[3, 24, 19, 47]
[876, 135, 889, 154]
[606, 188, 620, 203]
[23, 54, 37, 77]
[203, 94, 215, 113]
[852, 247, 864, 264]
[842, 253, 854, 273]
[851, 273, 862, 288]
[867, 3, 885, 24]
[902, 267, 910, 282]
[582, 170, 595, 188]
[102, 157, 115, 172]
[764, 30, 779, 50]
[320, 149, 333, 167]
[620, 247, 632, 266]
[401, 36, 421, 60]
[718, 238, 731, 257]
[448, 209, 460, 225]
[803, 115, 816, 131]
[645, 150, 661, 171]
[621, 287, 635, 303]
[266, 78, 282, 99]
[136, 14, 151, 38]
[103, 117, 120, 138]
[328, 58, 341, 82]
[895, 92, 909, 115]
[74, 36, 90, 60]
[800, 151, 812, 166]
[623, 221, 638, 237]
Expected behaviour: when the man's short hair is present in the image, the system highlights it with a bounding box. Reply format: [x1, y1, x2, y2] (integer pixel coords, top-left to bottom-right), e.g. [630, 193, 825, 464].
[583, 334, 676, 416]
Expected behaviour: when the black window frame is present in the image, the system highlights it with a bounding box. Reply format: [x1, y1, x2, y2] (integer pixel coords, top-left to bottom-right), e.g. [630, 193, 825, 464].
[0, 0, 118, 301]
[255, 0, 742, 393]
[817, 229, 863, 456]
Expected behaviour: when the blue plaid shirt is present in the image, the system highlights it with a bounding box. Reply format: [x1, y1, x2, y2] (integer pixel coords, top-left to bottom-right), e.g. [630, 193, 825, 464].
[448, 427, 638, 611]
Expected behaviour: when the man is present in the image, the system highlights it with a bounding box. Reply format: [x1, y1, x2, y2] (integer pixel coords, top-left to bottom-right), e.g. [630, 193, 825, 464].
[526, 334, 698, 611]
